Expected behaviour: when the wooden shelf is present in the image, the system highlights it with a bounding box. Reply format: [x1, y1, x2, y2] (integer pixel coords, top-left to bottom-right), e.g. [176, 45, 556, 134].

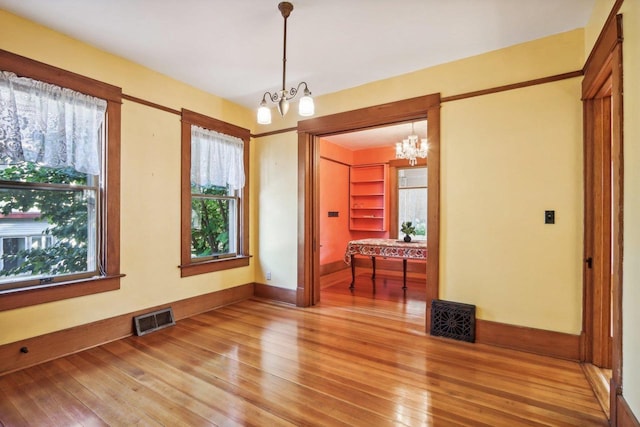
[349, 164, 388, 231]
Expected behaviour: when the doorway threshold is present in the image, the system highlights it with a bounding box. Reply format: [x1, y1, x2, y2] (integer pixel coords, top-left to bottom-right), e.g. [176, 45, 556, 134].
[581, 362, 612, 419]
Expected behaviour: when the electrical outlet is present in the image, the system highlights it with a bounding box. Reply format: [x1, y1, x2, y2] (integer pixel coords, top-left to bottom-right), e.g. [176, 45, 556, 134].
[266, 272, 271, 280]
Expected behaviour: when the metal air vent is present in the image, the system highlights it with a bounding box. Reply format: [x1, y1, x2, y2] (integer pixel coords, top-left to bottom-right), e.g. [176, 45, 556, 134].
[430, 299, 476, 343]
[134, 307, 176, 336]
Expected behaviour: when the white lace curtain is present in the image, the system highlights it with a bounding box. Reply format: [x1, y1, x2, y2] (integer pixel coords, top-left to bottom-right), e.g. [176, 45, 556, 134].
[0, 71, 106, 175]
[191, 125, 245, 191]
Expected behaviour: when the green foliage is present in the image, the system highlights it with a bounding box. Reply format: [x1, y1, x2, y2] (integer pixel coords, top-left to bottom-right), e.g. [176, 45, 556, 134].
[401, 221, 416, 236]
[0, 162, 92, 278]
[191, 185, 231, 257]
[414, 222, 426, 236]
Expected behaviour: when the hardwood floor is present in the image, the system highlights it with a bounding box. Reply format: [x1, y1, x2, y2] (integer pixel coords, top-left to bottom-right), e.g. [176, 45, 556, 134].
[0, 271, 607, 426]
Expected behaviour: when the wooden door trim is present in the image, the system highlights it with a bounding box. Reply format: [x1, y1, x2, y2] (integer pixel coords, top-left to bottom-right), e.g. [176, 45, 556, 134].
[297, 94, 441, 329]
[582, 12, 623, 424]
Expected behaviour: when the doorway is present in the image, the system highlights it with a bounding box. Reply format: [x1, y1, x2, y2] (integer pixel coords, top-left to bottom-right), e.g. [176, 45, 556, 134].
[317, 123, 429, 315]
[296, 93, 441, 331]
[582, 14, 623, 422]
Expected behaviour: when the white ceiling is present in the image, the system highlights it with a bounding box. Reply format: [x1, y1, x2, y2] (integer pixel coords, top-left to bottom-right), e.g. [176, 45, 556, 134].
[324, 121, 428, 150]
[0, 0, 595, 148]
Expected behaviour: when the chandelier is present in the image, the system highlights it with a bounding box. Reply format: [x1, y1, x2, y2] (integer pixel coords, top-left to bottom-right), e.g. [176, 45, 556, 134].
[395, 122, 428, 166]
[257, 2, 314, 125]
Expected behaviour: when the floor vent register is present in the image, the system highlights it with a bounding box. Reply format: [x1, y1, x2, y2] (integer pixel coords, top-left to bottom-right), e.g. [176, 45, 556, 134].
[430, 299, 476, 343]
[133, 307, 176, 336]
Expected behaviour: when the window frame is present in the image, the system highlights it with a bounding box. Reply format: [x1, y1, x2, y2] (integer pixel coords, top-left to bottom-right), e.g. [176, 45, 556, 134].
[395, 165, 428, 241]
[388, 158, 427, 239]
[180, 109, 250, 277]
[0, 49, 122, 311]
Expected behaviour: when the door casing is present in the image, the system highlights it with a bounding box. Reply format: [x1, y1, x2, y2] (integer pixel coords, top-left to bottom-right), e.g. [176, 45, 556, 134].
[296, 94, 441, 330]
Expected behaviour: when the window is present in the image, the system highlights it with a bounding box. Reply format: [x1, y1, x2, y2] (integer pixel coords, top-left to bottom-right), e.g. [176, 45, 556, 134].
[180, 109, 250, 277]
[0, 163, 100, 289]
[0, 49, 122, 310]
[397, 167, 427, 240]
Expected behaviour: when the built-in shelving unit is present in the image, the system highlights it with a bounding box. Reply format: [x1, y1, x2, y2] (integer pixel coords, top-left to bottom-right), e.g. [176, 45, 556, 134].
[349, 164, 388, 231]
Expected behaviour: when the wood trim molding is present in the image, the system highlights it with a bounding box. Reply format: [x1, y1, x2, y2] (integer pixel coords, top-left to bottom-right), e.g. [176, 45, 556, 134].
[297, 131, 316, 307]
[252, 127, 297, 139]
[425, 104, 441, 330]
[583, 0, 624, 87]
[0, 284, 254, 377]
[582, 10, 625, 424]
[122, 93, 180, 115]
[0, 49, 122, 102]
[389, 158, 427, 168]
[0, 275, 122, 311]
[181, 108, 251, 141]
[296, 93, 441, 322]
[442, 70, 583, 103]
[475, 319, 581, 361]
[319, 260, 349, 276]
[617, 394, 640, 427]
[254, 283, 297, 305]
[298, 94, 440, 135]
[583, 15, 623, 98]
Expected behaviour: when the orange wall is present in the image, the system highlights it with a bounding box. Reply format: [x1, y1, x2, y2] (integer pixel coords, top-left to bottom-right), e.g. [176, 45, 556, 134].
[319, 140, 394, 266]
[320, 139, 353, 163]
[352, 146, 396, 165]
[319, 157, 351, 265]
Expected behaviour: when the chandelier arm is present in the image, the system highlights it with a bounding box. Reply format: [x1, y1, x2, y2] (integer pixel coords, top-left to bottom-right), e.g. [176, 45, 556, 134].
[285, 81, 309, 100]
[262, 91, 281, 103]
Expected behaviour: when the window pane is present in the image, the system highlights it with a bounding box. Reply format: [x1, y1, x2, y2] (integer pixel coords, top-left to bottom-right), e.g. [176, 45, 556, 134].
[397, 167, 427, 240]
[2, 237, 26, 271]
[191, 196, 237, 259]
[398, 188, 427, 240]
[398, 167, 427, 188]
[0, 186, 97, 285]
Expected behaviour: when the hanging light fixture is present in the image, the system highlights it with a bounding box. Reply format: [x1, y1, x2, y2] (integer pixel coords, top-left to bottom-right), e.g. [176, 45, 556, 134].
[257, 2, 314, 125]
[395, 122, 428, 166]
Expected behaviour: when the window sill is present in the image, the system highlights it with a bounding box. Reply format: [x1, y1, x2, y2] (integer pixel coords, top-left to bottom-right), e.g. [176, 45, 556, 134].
[0, 274, 124, 312]
[179, 255, 251, 277]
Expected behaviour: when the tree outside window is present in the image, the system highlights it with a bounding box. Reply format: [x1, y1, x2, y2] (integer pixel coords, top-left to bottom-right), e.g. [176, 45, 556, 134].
[0, 162, 98, 285]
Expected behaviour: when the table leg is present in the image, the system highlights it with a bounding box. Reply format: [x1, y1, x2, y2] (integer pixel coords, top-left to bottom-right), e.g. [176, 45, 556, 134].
[349, 255, 355, 290]
[371, 256, 376, 280]
[402, 258, 407, 290]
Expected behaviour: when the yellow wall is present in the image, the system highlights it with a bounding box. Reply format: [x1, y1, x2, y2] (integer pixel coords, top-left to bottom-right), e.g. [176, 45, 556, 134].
[256, 30, 585, 333]
[253, 133, 298, 287]
[584, 0, 640, 419]
[0, 10, 255, 344]
[440, 80, 583, 332]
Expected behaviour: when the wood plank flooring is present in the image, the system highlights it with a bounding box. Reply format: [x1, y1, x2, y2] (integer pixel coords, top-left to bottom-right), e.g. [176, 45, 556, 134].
[0, 271, 608, 426]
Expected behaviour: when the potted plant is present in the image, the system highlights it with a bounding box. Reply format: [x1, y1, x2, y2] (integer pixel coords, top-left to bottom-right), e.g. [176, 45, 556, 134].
[401, 221, 416, 242]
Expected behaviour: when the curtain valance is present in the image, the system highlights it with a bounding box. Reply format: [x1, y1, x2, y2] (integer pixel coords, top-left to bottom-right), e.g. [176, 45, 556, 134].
[0, 71, 107, 175]
[191, 125, 245, 191]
